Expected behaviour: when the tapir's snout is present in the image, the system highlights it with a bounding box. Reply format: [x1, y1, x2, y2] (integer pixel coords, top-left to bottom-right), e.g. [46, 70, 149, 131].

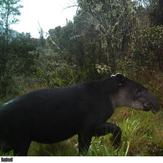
[141, 91, 160, 114]
[149, 95, 160, 114]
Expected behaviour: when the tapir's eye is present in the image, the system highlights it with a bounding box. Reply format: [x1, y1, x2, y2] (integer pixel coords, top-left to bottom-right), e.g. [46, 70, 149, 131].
[116, 75, 126, 87]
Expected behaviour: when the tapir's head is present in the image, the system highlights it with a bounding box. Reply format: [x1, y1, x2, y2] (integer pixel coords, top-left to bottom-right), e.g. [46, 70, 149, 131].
[109, 74, 159, 113]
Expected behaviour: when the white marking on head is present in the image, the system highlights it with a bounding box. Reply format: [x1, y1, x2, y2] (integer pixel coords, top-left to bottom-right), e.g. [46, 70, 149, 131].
[111, 73, 125, 77]
[3, 99, 15, 106]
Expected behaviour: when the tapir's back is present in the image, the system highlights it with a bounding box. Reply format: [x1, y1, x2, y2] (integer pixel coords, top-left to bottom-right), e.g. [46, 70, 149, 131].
[0, 86, 91, 143]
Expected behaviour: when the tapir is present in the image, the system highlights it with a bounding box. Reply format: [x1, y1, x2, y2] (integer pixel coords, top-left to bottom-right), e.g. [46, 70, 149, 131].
[0, 74, 159, 155]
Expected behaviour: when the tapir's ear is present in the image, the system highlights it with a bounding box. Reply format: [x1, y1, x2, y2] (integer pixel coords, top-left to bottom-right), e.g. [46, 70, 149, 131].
[112, 73, 126, 87]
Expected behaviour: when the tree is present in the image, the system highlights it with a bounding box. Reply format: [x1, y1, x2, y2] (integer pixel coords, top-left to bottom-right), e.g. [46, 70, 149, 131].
[0, 0, 22, 53]
[77, 0, 137, 73]
[48, 17, 102, 80]
[150, 0, 163, 25]
[0, 0, 22, 97]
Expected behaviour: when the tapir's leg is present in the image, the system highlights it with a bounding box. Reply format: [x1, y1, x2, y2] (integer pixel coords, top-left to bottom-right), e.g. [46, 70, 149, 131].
[0, 140, 12, 154]
[93, 123, 122, 148]
[78, 133, 92, 155]
[13, 139, 31, 156]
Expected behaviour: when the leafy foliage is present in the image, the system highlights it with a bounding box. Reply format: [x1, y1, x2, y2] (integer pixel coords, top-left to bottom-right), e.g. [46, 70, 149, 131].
[131, 26, 163, 70]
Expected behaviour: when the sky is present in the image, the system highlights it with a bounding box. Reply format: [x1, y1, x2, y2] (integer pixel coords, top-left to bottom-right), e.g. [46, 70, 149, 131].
[11, 0, 77, 38]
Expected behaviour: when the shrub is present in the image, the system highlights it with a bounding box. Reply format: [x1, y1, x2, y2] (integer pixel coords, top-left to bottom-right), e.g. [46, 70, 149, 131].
[130, 26, 163, 70]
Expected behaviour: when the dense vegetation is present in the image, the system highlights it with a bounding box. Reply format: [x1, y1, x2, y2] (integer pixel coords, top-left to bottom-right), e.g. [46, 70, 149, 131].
[0, 0, 163, 156]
